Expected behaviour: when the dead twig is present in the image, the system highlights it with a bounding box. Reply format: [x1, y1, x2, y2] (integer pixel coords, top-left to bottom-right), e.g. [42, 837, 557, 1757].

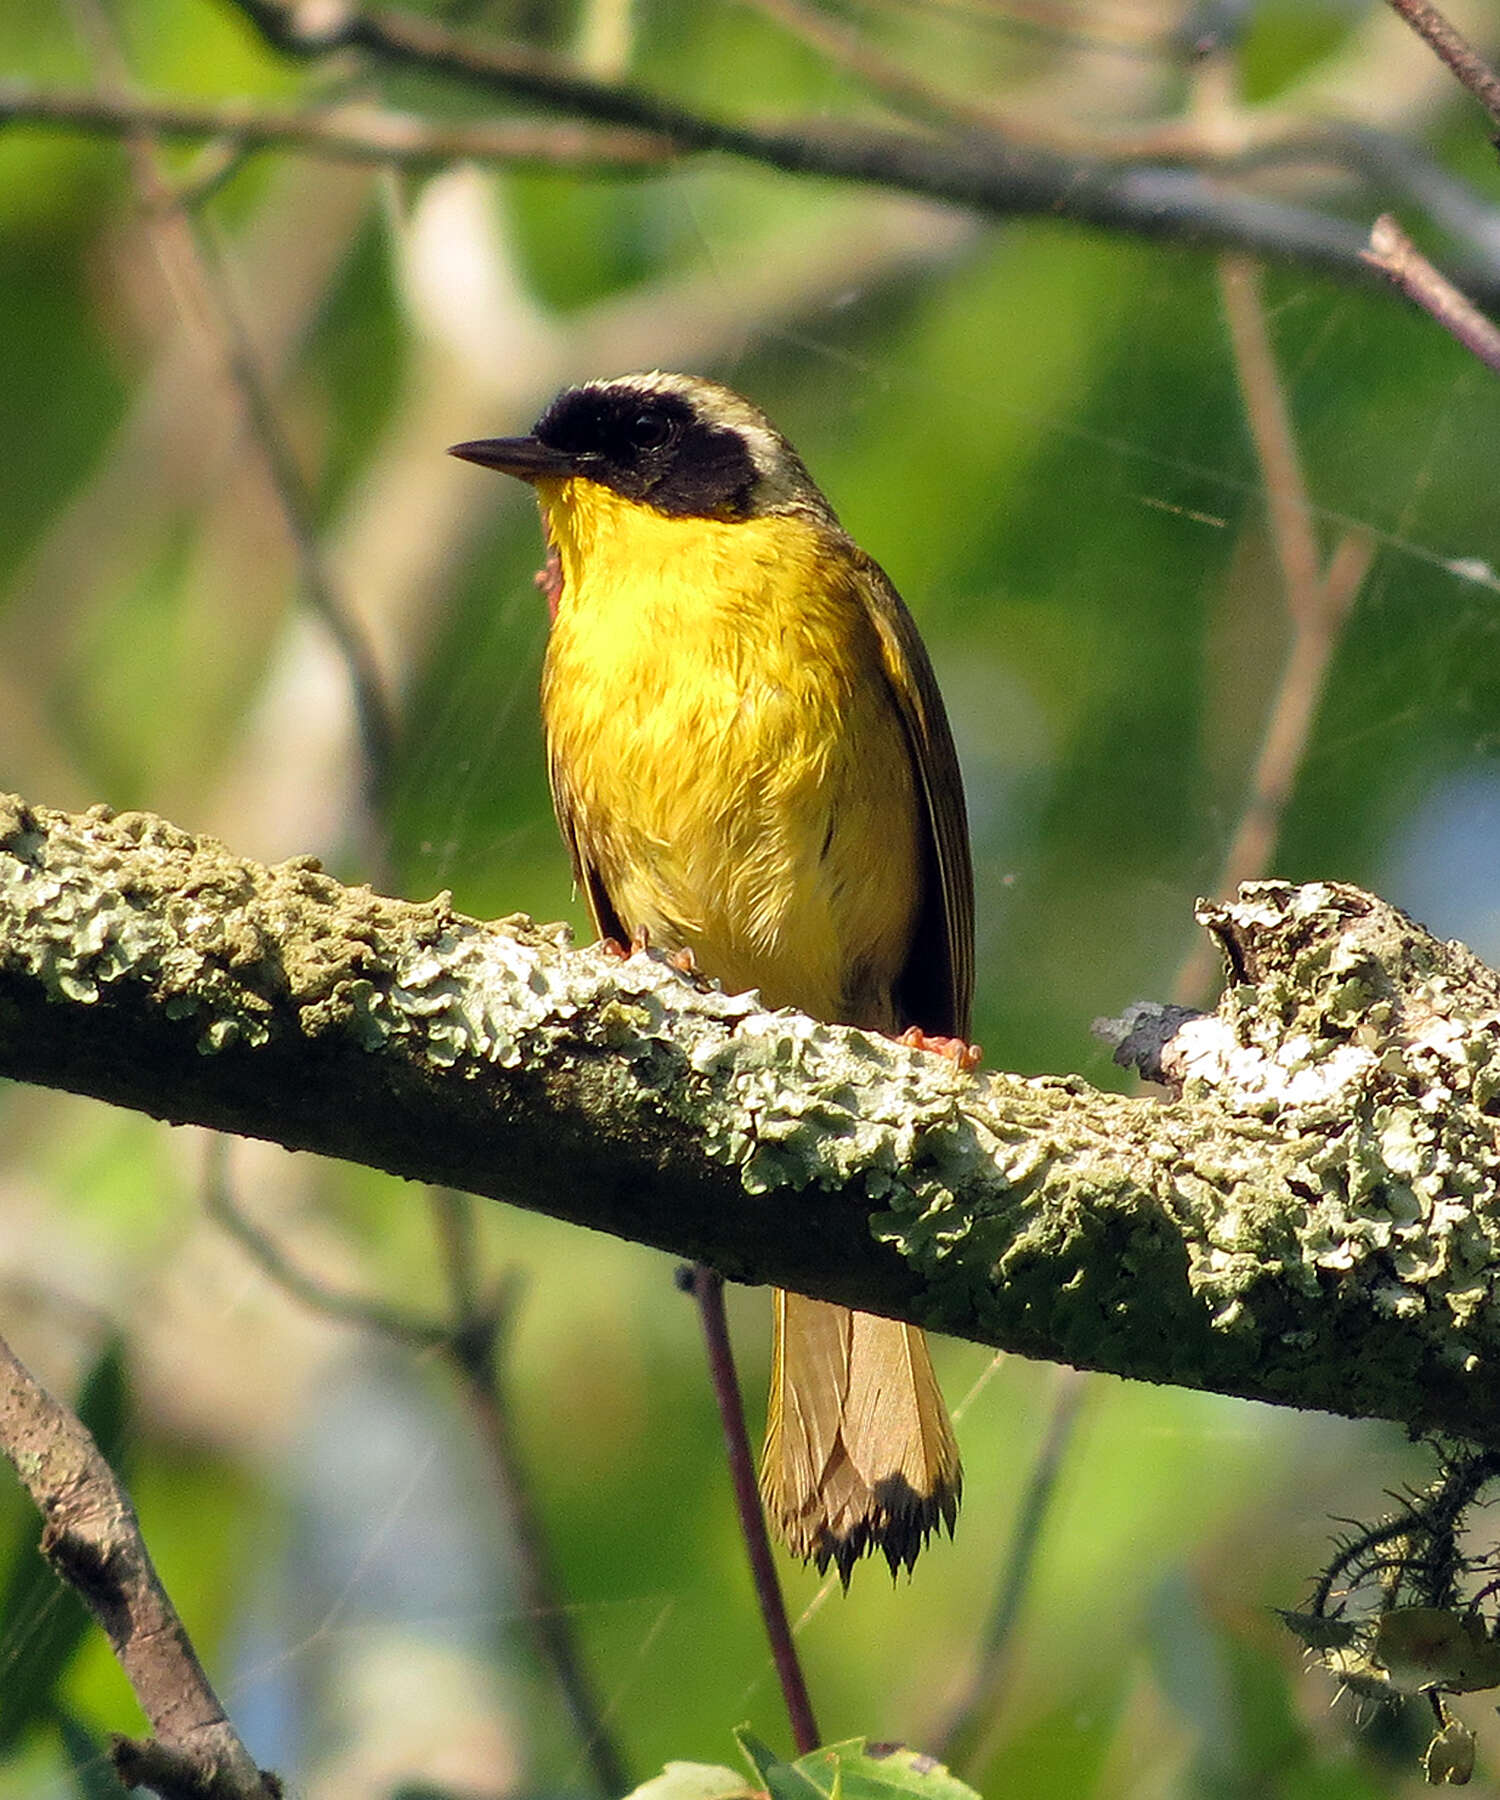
[1381, 0, 1500, 135]
[1362, 213, 1500, 376]
[203, 1148, 631, 1794]
[0, 1331, 283, 1800]
[0, 82, 677, 171]
[685, 1265, 821, 1756]
[1174, 256, 1374, 1005]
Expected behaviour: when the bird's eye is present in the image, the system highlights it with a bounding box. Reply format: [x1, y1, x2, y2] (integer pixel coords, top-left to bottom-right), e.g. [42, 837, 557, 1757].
[628, 409, 674, 451]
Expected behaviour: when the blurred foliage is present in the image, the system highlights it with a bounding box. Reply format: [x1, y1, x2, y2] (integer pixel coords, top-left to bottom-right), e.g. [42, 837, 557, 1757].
[2, 0, 1500, 1796]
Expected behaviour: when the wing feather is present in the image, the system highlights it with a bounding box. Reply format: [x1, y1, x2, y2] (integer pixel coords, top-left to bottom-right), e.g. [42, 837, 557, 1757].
[548, 758, 627, 947]
[848, 546, 975, 1039]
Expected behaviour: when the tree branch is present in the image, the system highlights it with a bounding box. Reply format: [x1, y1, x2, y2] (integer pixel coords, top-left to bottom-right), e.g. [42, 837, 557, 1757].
[1362, 211, 1500, 373]
[3, 793, 1500, 1445]
[1382, 0, 1500, 134]
[215, 0, 1500, 298]
[16, 11, 1500, 304]
[0, 1330, 282, 1799]
[0, 81, 678, 171]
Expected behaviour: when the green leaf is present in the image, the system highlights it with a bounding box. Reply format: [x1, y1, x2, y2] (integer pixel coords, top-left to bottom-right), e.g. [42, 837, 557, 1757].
[735, 1730, 982, 1800]
[625, 1760, 762, 1800]
[0, 1338, 131, 1757]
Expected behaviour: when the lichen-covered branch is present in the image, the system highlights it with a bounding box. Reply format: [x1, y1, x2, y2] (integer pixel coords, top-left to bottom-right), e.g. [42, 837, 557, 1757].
[2, 793, 1499, 1442]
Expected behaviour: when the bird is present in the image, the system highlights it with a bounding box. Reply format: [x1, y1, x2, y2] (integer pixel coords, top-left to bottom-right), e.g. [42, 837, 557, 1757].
[450, 371, 972, 1580]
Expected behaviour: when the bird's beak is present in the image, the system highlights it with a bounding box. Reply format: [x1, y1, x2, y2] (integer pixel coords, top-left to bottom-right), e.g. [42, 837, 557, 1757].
[448, 436, 576, 483]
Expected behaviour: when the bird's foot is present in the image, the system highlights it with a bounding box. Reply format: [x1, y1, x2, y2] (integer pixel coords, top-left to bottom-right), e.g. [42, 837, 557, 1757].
[597, 925, 651, 960]
[896, 1027, 982, 1072]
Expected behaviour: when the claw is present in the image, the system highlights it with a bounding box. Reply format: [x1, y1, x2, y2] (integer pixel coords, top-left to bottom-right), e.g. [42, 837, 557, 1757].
[896, 1027, 982, 1072]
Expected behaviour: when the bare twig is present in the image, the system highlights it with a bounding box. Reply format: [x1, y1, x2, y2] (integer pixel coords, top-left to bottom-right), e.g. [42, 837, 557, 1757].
[179, 220, 401, 875]
[0, 82, 676, 170]
[686, 1265, 821, 1756]
[0, 1331, 282, 1800]
[211, 0, 1500, 302]
[203, 1138, 450, 1346]
[1217, 254, 1324, 621]
[58, 0, 399, 880]
[12, 18, 1500, 301]
[1381, 0, 1500, 133]
[937, 1366, 1087, 1766]
[428, 1189, 632, 1798]
[12, 73, 1496, 238]
[203, 1148, 630, 1794]
[1362, 213, 1500, 374]
[742, 0, 990, 134]
[1174, 257, 1374, 1005]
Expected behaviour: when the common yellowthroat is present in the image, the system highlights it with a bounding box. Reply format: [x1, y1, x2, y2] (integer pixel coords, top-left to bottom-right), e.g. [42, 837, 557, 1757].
[451, 372, 972, 1579]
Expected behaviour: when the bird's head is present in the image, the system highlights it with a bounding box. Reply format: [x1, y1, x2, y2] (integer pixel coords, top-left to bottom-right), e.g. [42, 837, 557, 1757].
[449, 371, 835, 524]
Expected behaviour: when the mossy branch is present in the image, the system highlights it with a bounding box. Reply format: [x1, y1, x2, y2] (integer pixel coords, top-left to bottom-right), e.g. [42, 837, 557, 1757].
[2, 792, 1499, 1441]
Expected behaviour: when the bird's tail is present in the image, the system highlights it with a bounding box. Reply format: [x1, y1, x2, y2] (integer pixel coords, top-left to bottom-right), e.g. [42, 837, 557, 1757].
[759, 1290, 961, 1583]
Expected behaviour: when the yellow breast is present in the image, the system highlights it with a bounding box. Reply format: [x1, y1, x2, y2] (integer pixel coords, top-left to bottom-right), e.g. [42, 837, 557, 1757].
[538, 477, 921, 1029]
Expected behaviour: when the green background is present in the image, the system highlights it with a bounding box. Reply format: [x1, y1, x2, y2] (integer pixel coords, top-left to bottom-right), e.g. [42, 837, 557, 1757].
[1, 0, 1499, 1794]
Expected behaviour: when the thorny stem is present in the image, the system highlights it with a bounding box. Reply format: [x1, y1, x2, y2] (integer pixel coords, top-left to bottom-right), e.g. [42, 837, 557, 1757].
[686, 1265, 821, 1756]
[1309, 1449, 1500, 1617]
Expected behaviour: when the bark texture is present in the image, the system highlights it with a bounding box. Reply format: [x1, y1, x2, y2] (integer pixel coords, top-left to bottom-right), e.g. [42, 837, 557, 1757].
[2, 793, 1498, 1439]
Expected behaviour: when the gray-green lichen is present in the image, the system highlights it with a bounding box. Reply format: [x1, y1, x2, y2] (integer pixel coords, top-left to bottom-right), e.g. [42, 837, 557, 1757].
[1164, 882, 1500, 1393]
[0, 793, 758, 1072]
[6, 799, 1500, 1438]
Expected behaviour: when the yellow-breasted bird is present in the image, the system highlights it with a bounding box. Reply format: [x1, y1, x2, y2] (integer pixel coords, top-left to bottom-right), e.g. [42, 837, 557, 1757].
[451, 372, 972, 1580]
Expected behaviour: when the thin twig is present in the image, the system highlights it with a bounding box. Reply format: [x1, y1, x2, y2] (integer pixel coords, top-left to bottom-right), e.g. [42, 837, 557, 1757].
[742, 0, 989, 133]
[0, 82, 676, 170]
[216, 0, 1500, 303]
[184, 221, 400, 876]
[1381, 0, 1500, 133]
[1362, 213, 1500, 375]
[1174, 257, 1374, 1006]
[203, 1147, 630, 1794]
[0, 1330, 283, 1800]
[12, 74, 1497, 242]
[428, 1190, 632, 1798]
[936, 1366, 1086, 1767]
[58, 0, 399, 880]
[203, 1139, 451, 1347]
[686, 1265, 821, 1756]
[1217, 254, 1323, 623]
